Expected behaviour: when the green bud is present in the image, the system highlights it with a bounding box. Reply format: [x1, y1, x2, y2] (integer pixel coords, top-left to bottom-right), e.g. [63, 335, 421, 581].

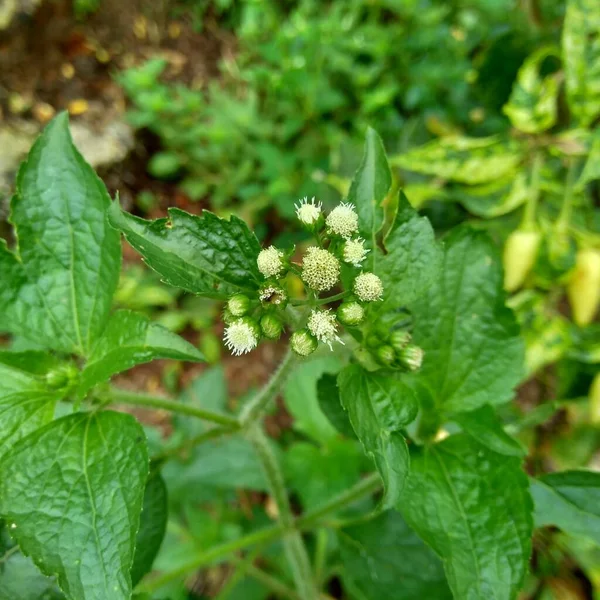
[390, 330, 411, 352]
[227, 293, 251, 317]
[45, 364, 79, 390]
[398, 344, 424, 372]
[290, 329, 318, 357]
[222, 308, 236, 325]
[376, 344, 396, 366]
[337, 301, 365, 326]
[260, 314, 284, 340]
[366, 333, 382, 348]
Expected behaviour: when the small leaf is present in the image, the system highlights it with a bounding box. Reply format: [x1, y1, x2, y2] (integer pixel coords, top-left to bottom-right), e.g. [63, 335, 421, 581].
[77, 310, 204, 397]
[399, 434, 533, 600]
[530, 470, 600, 545]
[108, 203, 262, 299]
[131, 471, 168, 586]
[338, 365, 418, 509]
[0, 113, 121, 355]
[316, 374, 356, 439]
[0, 411, 148, 600]
[410, 227, 524, 414]
[339, 511, 451, 600]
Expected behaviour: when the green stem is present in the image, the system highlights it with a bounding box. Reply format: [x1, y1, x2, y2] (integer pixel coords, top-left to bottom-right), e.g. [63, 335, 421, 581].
[107, 387, 240, 429]
[152, 426, 235, 462]
[291, 291, 350, 307]
[522, 152, 544, 228]
[241, 562, 301, 600]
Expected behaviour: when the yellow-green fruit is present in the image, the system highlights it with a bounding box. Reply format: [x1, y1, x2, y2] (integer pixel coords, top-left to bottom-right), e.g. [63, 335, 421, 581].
[503, 230, 541, 292]
[567, 248, 600, 326]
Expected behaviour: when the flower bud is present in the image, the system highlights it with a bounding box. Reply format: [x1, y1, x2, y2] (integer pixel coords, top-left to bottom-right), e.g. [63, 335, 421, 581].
[337, 301, 365, 326]
[343, 238, 369, 267]
[260, 314, 284, 340]
[227, 293, 251, 317]
[568, 248, 600, 326]
[295, 196, 323, 227]
[503, 229, 541, 292]
[257, 246, 285, 279]
[222, 308, 236, 325]
[223, 317, 260, 356]
[376, 344, 396, 366]
[290, 329, 318, 357]
[390, 330, 411, 352]
[398, 344, 424, 371]
[45, 364, 79, 390]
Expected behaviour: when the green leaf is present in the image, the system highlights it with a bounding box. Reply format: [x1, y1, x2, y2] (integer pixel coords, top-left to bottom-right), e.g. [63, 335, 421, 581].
[0, 411, 148, 600]
[503, 47, 560, 134]
[410, 227, 524, 414]
[399, 434, 533, 600]
[0, 351, 62, 458]
[108, 203, 262, 299]
[347, 128, 392, 250]
[0, 113, 121, 355]
[530, 470, 600, 545]
[562, 0, 600, 127]
[316, 373, 356, 439]
[339, 511, 451, 600]
[577, 129, 600, 190]
[131, 471, 168, 586]
[338, 365, 418, 509]
[391, 135, 522, 185]
[377, 192, 442, 309]
[77, 310, 204, 397]
[453, 405, 526, 457]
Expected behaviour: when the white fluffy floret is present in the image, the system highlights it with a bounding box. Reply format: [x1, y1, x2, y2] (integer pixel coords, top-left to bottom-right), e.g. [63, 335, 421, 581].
[343, 237, 369, 267]
[307, 309, 344, 350]
[301, 247, 340, 292]
[223, 319, 259, 356]
[353, 272, 384, 302]
[257, 246, 284, 278]
[326, 202, 359, 238]
[295, 196, 322, 225]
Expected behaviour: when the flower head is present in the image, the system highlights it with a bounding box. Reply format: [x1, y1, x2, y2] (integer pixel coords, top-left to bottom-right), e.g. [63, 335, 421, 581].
[227, 293, 251, 317]
[257, 246, 285, 279]
[224, 317, 260, 356]
[353, 272, 384, 302]
[259, 284, 287, 307]
[337, 301, 365, 326]
[290, 329, 318, 356]
[343, 237, 369, 267]
[301, 247, 340, 292]
[307, 309, 343, 350]
[326, 202, 359, 238]
[295, 196, 322, 226]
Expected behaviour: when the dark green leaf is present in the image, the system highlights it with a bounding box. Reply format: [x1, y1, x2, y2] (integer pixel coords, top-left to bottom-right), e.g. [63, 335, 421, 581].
[410, 227, 524, 414]
[338, 365, 418, 509]
[131, 472, 168, 586]
[316, 373, 356, 439]
[0, 113, 121, 355]
[530, 470, 600, 545]
[77, 310, 204, 397]
[0, 411, 148, 600]
[399, 435, 533, 600]
[108, 203, 262, 299]
[339, 511, 451, 600]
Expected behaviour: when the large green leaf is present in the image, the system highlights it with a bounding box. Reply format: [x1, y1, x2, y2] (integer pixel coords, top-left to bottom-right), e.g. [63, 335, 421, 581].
[503, 46, 560, 134]
[562, 0, 600, 127]
[338, 365, 418, 509]
[316, 373, 356, 439]
[0, 411, 148, 600]
[108, 203, 262, 299]
[530, 470, 600, 545]
[399, 435, 533, 600]
[347, 128, 392, 251]
[0, 113, 121, 355]
[77, 310, 204, 397]
[410, 227, 524, 414]
[339, 511, 451, 600]
[0, 351, 62, 458]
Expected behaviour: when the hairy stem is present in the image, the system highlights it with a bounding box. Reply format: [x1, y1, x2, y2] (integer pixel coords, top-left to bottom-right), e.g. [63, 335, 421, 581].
[152, 426, 235, 462]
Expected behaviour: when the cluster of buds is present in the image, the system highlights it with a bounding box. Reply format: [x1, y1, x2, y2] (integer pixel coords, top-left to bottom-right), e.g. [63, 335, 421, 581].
[366, 323, 424, 372]
[221, 197, 423, 372]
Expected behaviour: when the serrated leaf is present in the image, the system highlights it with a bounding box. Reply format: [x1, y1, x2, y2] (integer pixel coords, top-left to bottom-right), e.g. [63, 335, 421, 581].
[131, 471, 168, 586]
[0, 351, 62, 458]
[347, 128, 392, 251]
[562, 0, 600, 127]
[77, 310, 204, 397]
[530, 470, 600, 545]
[391, 135, 522, 185]
[339, 511, 451, 600]
[503, 47, 560, 134]
[316, 373, 356, 439]
[108, 204, 262, 299]
[0, 113, 121, 355]
[398, 434, 533, 600]
[410, 227, 524, 414]
[338, 365, 418, 509]
[0, 411, 148, 600]
[377, 192, 442, 309]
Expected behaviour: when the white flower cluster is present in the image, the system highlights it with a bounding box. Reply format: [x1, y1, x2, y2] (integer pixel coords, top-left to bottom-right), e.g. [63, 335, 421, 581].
[257, 246, 284, 278]
[295, 197, 322, 225]
[301, 247, 340, 292]
[353, 272, 384, 302]
[326, 202, 359, 238]
[224, 318, 259, 356]
[343, 237, 369, 267]
[307, 309, 343, 349]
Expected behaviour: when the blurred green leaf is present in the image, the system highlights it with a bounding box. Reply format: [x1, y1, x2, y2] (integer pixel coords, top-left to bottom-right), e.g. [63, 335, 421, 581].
[316, 373, 356, 439]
